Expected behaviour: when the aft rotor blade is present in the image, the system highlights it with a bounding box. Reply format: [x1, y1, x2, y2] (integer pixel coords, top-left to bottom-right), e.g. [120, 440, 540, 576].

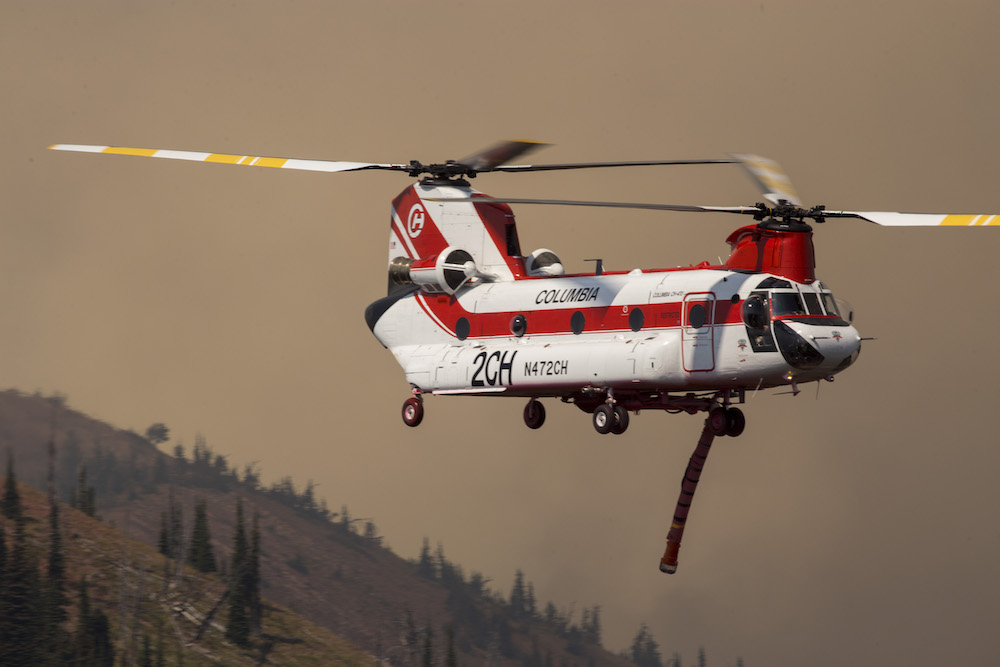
[823, 211, 1000, 226]
[492, 158, 737, 173]
[441, 195, 757, 215]
[48, 144, 409, 173]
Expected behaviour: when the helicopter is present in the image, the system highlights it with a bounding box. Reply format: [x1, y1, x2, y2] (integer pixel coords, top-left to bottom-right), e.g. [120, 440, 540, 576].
[49, 141, 998, 438]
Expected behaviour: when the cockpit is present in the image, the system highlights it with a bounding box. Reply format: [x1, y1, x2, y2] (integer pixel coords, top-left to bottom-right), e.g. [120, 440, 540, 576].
[744, 277, 851, 327]
[740, 277, 860, 372]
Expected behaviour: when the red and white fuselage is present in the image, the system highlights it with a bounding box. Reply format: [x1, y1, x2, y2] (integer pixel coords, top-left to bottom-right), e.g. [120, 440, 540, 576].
[366, 180, 862, 418]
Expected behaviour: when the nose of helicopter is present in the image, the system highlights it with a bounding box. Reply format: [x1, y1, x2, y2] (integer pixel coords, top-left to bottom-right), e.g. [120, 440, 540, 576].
[773, 319, 861, 375]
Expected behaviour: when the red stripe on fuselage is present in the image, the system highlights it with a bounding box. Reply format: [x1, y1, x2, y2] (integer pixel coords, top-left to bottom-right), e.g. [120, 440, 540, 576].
[410, 291, 747, 339]
[415, 293, 456, 336]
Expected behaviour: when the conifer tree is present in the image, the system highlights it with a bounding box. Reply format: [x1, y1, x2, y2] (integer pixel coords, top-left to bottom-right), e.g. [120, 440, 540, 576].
[225, 499, 250, 646]
[155, 629, 166, 667]
[3, 521, 43, 664]
[417, 537, 435, 579]
[0, 527, 7, 655]
[72, 576, 91, 660]
[582, 605, 602, 646]
[249, 511, 262, 633]
[158, 511, 170, 557]
[2, 451, 22, 522]
[41, 499, 70, 664]
[422, 624, 434, 667]
[140, 634, 153, 667]
[0, 524, 6, 586]
[72, 577, 114, 666]
[510, 569, 527, 617]
[73, 465, 96, 517]
[187, 499, 216, 573]
[445, 625, 457, 667]
[403, 609, 419, 665]
[629, 623, 663, 667]
[158, 488, 183, 560]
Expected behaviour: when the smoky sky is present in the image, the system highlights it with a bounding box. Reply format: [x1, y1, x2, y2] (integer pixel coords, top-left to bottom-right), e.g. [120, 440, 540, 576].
[4, 1, 1000, 664]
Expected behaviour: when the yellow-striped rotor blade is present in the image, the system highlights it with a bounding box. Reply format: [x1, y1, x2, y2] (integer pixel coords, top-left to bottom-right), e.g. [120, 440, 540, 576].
[48, 144, 405, 174]
[825, 211, 1000, 227]
[730, 153, 802, 207]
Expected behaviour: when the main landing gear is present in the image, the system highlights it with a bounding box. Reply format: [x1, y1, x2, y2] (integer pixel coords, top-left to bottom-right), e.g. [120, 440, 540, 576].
[707, 406, 745, 438]
[523, 398, 546, 429]
[592, 403, 630, 435]
[585, 390, 744, 437]
[401, 395, 424, 427]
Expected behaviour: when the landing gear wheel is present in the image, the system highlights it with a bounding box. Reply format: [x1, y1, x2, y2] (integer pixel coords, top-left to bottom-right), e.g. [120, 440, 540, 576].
[725, 407, 745, 437]
[593, 404, 614, 434]
[524, 399, 546, 429]
[707, 407, 729, 437]
[402, 397, 424, 427]
[611, 405, 630, 434]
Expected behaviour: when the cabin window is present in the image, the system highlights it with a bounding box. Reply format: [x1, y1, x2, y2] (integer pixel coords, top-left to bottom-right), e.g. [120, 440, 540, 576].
[571, 310, 586, 335]
[687, 303, 707, 329]
[629, 308, 644, 332]
[511, 313, 527, 337]
[455, 317, 470, 341]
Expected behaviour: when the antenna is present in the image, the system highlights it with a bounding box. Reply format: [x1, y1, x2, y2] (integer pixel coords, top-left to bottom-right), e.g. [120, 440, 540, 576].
[584, 258, 604, 276]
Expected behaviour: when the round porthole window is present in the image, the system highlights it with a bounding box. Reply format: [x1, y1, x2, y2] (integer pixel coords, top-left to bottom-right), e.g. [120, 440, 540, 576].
[628, 308, 644, 332]
[571, 311, 586, 335]
[455, 317, 470, 341]
[511, 314, 527, 337]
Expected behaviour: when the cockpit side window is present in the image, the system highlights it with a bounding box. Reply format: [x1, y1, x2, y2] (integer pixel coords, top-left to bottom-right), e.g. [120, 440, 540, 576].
[771, 292, 806, 317]
[821, 292, 840, 317]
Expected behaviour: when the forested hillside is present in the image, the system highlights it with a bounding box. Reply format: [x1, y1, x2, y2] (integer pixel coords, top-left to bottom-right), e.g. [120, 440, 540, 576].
[0, 389, 737, 666]
[0, 479, 375, 665]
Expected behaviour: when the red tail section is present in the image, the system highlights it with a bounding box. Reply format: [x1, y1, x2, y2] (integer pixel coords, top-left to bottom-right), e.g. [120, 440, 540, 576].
[387, 182, 527, 283]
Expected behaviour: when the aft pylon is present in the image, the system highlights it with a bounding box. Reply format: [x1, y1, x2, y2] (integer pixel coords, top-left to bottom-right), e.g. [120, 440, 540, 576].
[660, 418, 717, 573]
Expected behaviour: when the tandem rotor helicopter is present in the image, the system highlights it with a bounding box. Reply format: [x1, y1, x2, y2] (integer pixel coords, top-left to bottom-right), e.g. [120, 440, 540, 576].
[50, 141, 999, 439]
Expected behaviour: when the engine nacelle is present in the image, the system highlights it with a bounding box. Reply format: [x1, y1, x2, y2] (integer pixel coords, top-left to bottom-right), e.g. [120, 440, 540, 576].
[525, 248, 565, 276]
[389, 247, 479, 295]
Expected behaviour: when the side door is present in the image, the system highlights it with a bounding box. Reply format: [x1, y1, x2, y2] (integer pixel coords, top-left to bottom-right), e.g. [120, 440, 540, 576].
[682, 293, 715, 372]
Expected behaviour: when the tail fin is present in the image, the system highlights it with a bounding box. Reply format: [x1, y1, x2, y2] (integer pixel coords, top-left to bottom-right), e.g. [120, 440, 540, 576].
[386, 182, 526, 294]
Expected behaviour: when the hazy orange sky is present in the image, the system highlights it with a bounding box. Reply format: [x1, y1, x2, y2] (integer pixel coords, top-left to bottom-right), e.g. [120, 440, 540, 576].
[4, 1, 1000, 664]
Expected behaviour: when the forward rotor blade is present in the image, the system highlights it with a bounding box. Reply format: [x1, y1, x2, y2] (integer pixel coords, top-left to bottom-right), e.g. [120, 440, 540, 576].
[823, 211, 1000, 226]
[438, 195, 757, 216]
[48, 144, 408, 173]
[729, 153, 802, 207]
[456, 140, 549, 172]
[492, 158, 737, 173]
